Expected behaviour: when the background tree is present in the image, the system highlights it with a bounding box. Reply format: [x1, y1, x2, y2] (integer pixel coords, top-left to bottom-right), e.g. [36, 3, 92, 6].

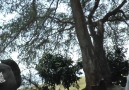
[107, 46, 128, 87]
[0, 0, 129, 90]
[104, 15, 129, 87]
[36, 53, 82, 90]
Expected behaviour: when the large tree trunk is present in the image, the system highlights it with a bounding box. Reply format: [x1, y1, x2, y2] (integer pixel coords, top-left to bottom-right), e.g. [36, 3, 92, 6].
[93, 21, 112, 86]
[70, 0, 111, 90]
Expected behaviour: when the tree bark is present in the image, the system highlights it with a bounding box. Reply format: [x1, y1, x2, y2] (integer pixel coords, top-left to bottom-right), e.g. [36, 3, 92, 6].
[70, 0, 111, 90]
[93, 21, 111, 86]
[70, 0, 99, 90]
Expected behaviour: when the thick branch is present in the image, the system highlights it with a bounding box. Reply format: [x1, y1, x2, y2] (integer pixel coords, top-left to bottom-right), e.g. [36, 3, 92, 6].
[88, 0, 100, 19]
[88, 0, 100, 40]
[101, 0, 127, 23]
[106, 10, 129, 26]
[48, 16, 74, 25]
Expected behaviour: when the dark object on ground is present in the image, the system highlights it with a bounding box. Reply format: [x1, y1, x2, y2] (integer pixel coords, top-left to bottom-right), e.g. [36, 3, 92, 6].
[90, 79, 107, 90]
[0, 59, 21, 90]
[91, 85, 99, 90]
[42, 85, 49, 90]
[98, 79, 107, 90]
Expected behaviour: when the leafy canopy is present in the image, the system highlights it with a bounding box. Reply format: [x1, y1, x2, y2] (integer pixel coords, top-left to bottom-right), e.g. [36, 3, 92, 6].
[36, 53, 82, 89]
[0, 0, 129, 61]
[107, 46, 128, 87]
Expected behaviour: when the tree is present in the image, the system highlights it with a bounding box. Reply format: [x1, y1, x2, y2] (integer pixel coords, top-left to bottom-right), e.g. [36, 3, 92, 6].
[70, 0, 129, 90]
[107, 46, 128, 87]
[0, 0, 129, 90]
[36, 53, 82, 90]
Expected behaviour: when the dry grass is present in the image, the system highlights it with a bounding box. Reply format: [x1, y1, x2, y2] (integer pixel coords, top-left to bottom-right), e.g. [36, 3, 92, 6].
[55, 77, 86, 90]
[18, 76, 86, 90]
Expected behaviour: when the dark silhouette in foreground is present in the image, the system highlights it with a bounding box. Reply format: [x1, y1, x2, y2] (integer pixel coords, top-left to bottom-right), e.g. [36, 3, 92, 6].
[0, 59, 21, 90]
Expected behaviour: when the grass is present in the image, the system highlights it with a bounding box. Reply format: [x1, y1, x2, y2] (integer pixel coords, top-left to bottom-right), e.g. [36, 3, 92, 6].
[55, 77, 86, 90]
[18, 77, 86, 90]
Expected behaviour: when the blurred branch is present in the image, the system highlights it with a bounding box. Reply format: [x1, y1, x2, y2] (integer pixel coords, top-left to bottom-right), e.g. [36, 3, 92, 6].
[101, 0, 127, 23]
[48, 16, 74, 25]
[22, 75, 41, 90]
[88, 0, 100, 19]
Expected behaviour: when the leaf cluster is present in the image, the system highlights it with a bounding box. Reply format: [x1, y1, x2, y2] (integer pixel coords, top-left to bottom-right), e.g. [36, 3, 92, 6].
[107, 46, 128, 87]
[36, 53, 82, 89]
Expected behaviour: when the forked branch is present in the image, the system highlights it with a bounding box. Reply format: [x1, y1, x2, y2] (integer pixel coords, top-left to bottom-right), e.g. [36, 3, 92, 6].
[101, 0, 127, 23]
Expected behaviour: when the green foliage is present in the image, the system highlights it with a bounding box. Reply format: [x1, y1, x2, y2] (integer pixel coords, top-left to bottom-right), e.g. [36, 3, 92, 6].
[107, 46, 128, 87]
[36, 53, 82, 89]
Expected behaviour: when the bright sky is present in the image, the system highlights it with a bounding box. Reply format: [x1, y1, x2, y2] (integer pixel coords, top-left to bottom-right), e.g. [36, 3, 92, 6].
[0, 13, 17, 24]
[0, 10, 128, 62]
[10, 52, 19, 60]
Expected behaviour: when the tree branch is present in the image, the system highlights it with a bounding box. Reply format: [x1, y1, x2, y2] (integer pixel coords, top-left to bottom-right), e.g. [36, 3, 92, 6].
[88, 0, 100, 39]
[23, 75, 41, 90]
[81, 0, 91, 8]
[120, 10, 129, 27]
[88, 0, 100, 19]
[48, 16, 74, 25]
[106, 10, 129, 27]
[101, 0, 127, 23]
[32, 0, 37, 18]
